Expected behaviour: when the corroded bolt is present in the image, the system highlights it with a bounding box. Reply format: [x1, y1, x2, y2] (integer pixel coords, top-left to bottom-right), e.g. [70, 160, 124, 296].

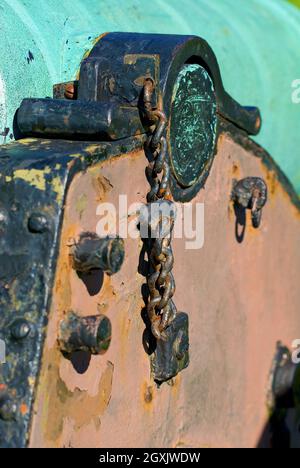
[59, 312, 111, 355]
[10, 318, 31, 341]
[0, 395, 18, 421]
[28, 212, 48, 233]
[70, 233, 125, 275]
[64, 83, 75, 100]
[231, 177, 267, 228]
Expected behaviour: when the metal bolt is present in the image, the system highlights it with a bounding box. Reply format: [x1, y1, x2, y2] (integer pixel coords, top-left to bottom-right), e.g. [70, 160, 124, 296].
[0, 395, 18, 421]
[10, 319, 31, 341]
[28, 212, 48, 233]
[70, 233, 125, 275]
[59, 312, 111, 355]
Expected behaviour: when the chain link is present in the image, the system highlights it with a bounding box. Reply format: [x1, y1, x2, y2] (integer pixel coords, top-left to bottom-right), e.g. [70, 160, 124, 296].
[142, 78, 178, 341]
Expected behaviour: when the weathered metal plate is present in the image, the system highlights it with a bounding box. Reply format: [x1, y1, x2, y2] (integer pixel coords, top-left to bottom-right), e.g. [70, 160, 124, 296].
[27, 129, 300, 448]
[169, 64, 217, 187]
[0, 135, 144, 448]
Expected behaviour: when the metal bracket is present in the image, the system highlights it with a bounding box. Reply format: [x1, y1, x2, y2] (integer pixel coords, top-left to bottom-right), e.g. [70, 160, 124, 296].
[232, 177, 267, 228]
[16, 33, 261, 202]
[151, 312, 189, 383]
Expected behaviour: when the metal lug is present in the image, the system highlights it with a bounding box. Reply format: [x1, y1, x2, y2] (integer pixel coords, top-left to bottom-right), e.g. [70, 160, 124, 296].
[232, 177, 267, 228]
[59, 312, 111, 355]
[151, 312, 189, 383]
[70, 233, 125, 275]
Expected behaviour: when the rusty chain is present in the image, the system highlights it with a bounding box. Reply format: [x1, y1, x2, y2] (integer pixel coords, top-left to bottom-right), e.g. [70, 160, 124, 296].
[142, 78, 178, 341]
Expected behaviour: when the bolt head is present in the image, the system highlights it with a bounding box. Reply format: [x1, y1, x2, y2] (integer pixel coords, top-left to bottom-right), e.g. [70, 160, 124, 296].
[0, 209, 8, 230]
[28, 213, 48, 233]
[0, 396, 18, 421]
[10, 319, 31, 340]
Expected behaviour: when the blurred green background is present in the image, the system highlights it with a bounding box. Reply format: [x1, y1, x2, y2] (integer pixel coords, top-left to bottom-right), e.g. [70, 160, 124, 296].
[288, 0, 300, 8]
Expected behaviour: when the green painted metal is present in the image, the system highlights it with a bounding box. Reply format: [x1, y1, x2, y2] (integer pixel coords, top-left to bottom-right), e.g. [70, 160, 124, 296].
[0, 0, 300, 193]
[170, 64, 217, 187]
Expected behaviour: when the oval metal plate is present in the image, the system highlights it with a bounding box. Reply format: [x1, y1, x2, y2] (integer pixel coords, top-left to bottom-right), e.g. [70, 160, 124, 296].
[169, 64, 217, 188]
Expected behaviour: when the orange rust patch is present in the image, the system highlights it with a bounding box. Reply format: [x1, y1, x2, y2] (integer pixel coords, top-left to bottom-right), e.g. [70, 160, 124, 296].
[42, 357, 114, 444]
[231, 162, 240, 177]
[20, 403, 29, 416]
[259, 161, 300, 219]
[142, 382, 154, 408]
[97, 302, 109, 315]
[265, 169, 277, 198]
[91, 173, 113, 201]
[255, 116, 261, 132]
[144, 386, 153, 404]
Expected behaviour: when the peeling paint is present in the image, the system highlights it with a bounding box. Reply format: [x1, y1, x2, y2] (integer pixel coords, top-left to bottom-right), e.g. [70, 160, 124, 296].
[51, 176, 64, 203]
[13, 168, 51, 191]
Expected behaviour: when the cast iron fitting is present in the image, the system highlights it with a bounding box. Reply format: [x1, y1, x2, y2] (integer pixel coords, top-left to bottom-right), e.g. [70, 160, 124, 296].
[59, 312, 111, 355]
[70, 233, 125, 275]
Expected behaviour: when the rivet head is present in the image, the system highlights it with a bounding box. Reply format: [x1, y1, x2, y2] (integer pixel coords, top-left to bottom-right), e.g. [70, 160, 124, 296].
[0, 395, 18, 421]
[28, 213, 48, 233]
[0, 209, 8, 229]
[0, 212, 7, 223]
[10, 319, 31, 340]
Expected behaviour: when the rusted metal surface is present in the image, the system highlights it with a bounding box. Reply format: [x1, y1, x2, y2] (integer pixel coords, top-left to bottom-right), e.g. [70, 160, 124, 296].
[64, 83, 76, 100]
[0, 135, 144, 448]
[1, 31, 299, 448]
[28, 132, 300, 448]
[53, 82, 78, 100]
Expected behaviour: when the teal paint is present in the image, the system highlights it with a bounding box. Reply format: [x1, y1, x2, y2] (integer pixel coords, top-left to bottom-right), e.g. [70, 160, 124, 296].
[170, 64, 217, 187]
[0, 0, 300, 193]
